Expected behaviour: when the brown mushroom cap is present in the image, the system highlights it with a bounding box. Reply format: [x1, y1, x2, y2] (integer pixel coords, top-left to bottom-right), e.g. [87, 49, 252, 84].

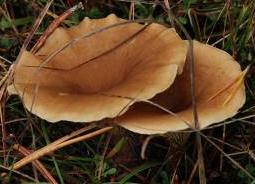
[116, 40, 246, 134]
[11, 14, 187, 122]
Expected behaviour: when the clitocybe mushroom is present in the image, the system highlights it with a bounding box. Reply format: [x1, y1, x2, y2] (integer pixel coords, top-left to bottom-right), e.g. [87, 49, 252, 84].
[117, 41, 246, 134]
[10, 14, 187, 123]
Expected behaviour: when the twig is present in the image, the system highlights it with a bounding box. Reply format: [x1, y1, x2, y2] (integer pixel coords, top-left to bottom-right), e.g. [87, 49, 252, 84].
[2, 118, 28, 125]
[117, 0, 163, 5]
[50, 124, 97, 146]
[170, 157, 182, 184]
[12, 144, 58, 184]
[207, 136, 242, 151]
[0, 66, 14, 166]
[186, 160, 199, 184]
[129, 1, 135, 20]
[25, 21, 153, 71]
[162, 2, 206, 183]
[206, 3, 227, 44]
[220, 125, 226, 172]
[97, 133, 112, 180]
[0, 56, 12, 65]
[18, 0, 54, 57]
[0, 164, 37, 182]
[10, 126, 112, 170]
[31, 2, 84, 53]
[0, 99, 7, 166]
[141, 135, 155, 160]
[199, 133, 255, 180]
[204, 114, 255, 130]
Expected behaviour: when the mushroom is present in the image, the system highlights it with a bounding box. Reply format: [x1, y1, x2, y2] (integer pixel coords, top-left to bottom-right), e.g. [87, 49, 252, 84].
[10, 14, 187, 123]
[116, 41, 246, 134]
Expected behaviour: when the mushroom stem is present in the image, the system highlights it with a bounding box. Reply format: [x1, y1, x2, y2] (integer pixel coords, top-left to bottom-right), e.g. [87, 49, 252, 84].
[10, 126, 113, 170]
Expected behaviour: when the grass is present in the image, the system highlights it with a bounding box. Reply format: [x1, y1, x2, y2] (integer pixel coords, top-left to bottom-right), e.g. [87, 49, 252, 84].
[0, 0, 255, 183]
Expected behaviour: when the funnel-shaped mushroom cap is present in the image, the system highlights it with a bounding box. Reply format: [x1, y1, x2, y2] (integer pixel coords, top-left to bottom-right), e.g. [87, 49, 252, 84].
[117, 41, 246, 134]
[11, 14, 187, 122]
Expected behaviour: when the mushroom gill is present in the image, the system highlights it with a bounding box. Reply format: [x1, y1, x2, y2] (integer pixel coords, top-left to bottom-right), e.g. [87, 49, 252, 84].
[117, 41, 246, 134]
[10, 14, 187, 122]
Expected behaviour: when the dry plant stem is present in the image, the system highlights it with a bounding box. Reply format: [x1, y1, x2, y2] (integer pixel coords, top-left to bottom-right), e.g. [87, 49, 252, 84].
[24, 0, 60, 19]
[141, 135, 155, 160]
[199, 133, 255, 180]
[11, 127, 113, 170]
[31, 2, 83, 53]
[170, 157, 182, 184]
[19, 0, 54, 54]
[163, 0, 170, 9]
[129, 1, 135, 20]
[246, 150, 255, 162]
[0, 14, 45, 144]
[0, 67, 14, 166]
[0, 100, 7, 166]
[97, 133, 112, 180]
[207, 136, 242, 151]
[205, 114, 255, 130]
[117, 0, 163, 6]
[0, 65, 14, 90]
[163, 5, 206, 183]
[190, 38, 206, 184]
[212, 33, 230, 46]
[227, 150, 255, 157]
[102, 90, 194, 130]
[118, 164, 145, 182]
[16, 124, 96, 168]
[28, 120, 39, 182]
[56, 127, 112, 150]
[220, 125, 226, 172]
[12, 144, 58, 184]
[3, 118, 28, 125]
[8, 124, 95, 173]
[0, 56, 12, 65]
[195, 116, 206, 183]
[26, 21, 153, 71]
[206, 3, 227, 44]
[187, 160, 199, 184]
[0, 164, 37, 182]
[108, 94, 194, 131]
[8, 0, 54, 104]
[0, 60, 14, 167]
[51, 124, 96, 146]
[163, 0, 174, 27]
